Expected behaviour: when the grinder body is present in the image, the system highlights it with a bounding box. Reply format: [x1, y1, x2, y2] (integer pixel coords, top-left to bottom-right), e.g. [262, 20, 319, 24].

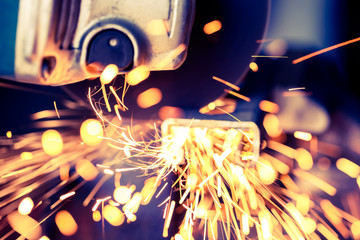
[0, 0, 195, 85]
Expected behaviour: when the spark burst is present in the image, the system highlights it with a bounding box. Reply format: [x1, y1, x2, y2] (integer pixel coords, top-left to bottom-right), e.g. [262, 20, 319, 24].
[1, 62, 360, 240]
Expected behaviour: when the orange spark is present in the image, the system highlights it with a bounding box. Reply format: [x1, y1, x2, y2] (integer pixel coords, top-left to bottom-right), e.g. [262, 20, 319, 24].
[100, 64, 118, 84]
[80, 119, 104, 146]
[249, 62, 259, 72]
[259, 100, 279, 114]
[18, 197, 34, 215]
[294, 131, 312, 141]
[293, 169, 337, 196]
[212, 76, 240, 91]
[41, 129, 63, 156]
[125, 65, 150, 86]
[203, 20, 222, 35]
[55, 210, 78, 236]
[224, 89, 250, 102]
[336, 158, 360, 178]
[103, 205, 125, 226]
[92, 210, 101, 222]
[137, 88, 162, 108]
[75, 159, 98, 181]
[53, 101, 60, 118]
[6, 130, 12, 138]
[263, 114, 282, 138]
[293, 36, 360, 64]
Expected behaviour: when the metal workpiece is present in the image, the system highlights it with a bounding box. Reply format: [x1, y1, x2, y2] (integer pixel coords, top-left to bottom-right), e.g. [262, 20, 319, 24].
[12, 0, 195, 85]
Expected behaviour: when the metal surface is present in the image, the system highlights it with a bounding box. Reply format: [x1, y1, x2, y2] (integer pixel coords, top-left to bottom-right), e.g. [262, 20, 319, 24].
[11, 0, 195, 85]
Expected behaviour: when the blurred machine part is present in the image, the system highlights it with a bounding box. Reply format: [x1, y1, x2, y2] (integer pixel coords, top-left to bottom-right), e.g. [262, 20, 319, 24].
[0, 0, 195, 85]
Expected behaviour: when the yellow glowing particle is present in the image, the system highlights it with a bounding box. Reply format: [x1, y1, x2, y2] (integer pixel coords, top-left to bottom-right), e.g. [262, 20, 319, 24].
[18, 197, 34, 215]
[137, 88, 162, 109]
[75, 159, 98, 181]
[20, 152, 33, 160]
[351, 221, 360, 239]
[259, 100, 279, 114]
[42, 129, 63, 156]
[295, 148, 313, 170]
[208, 102, 216, 111]
[39, 236, 50, 240]
[114, 186, 132, 204]
[187, 173, 198, 189]
[103, 205, 125, 226]
[174, 233, 184, 240]
[80, 119, 104, 146]
[92, 210, 101, 222]
[6, 130, 12, 138]
[55, 210, 78, 236]
[7, 211, 42, 239]
[336, 158, 360, 178]
[257, 158, 277, 185]
[249, 62, 259, 72]
[296, 193, 310, 215]
[302, 217, 316, 234]
[203, 20, 222, 35]
[263, 114, 282, 138]
[125, 65, 150, 86]
[60, 163, 70, 181]
[294, 131, 312, 141]
[357, 176, 360, 189]
[124, 209, 137, 222]
[100, 64, 118, 84]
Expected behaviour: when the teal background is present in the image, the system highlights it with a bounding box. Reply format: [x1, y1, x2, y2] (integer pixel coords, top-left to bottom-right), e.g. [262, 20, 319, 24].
[0, 0, 19, 77]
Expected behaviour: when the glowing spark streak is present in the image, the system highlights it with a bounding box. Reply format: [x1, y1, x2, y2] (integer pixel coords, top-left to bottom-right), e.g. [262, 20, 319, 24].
[293, 36, 360, 64]
[88, 89, 125, 131]
[109, 86, 128, 111]
[92, 201, 101, 212]
[289, 87, 306, 91]
[212, 76, 240, 91]
[156, 182, 168, 198]
[336, 158, 360, 178]
[317, 224, 339, 240]
[171, 163, 190, 188]
[53, 101, 60, 118]
[164, 200, 176, 231]
[293, 169, 336, 196]
[267, 140, 296, 158]
[83, 175, 109, 207]
[294, 131, 312, 141]
[198, 169, 220, 188]
[261, 153, 290, 175]
[203, 214, 207, 240]
[104, 169, 114, 175]
[242, 214, 250, 235]
[217, 176, 222, 198]
[179, 187, 191, 204]
[96, 164, 110, 168]
[209, 218, 216, 240]
[114, 105, 122, 121]
[115, 167, 141, 172]
[101, 83, 111, 112]
[59, 191, 75, 200]
[224, 89, 251, 102]
[158, 196, 171, 208]
[252, 55, 288, 58]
